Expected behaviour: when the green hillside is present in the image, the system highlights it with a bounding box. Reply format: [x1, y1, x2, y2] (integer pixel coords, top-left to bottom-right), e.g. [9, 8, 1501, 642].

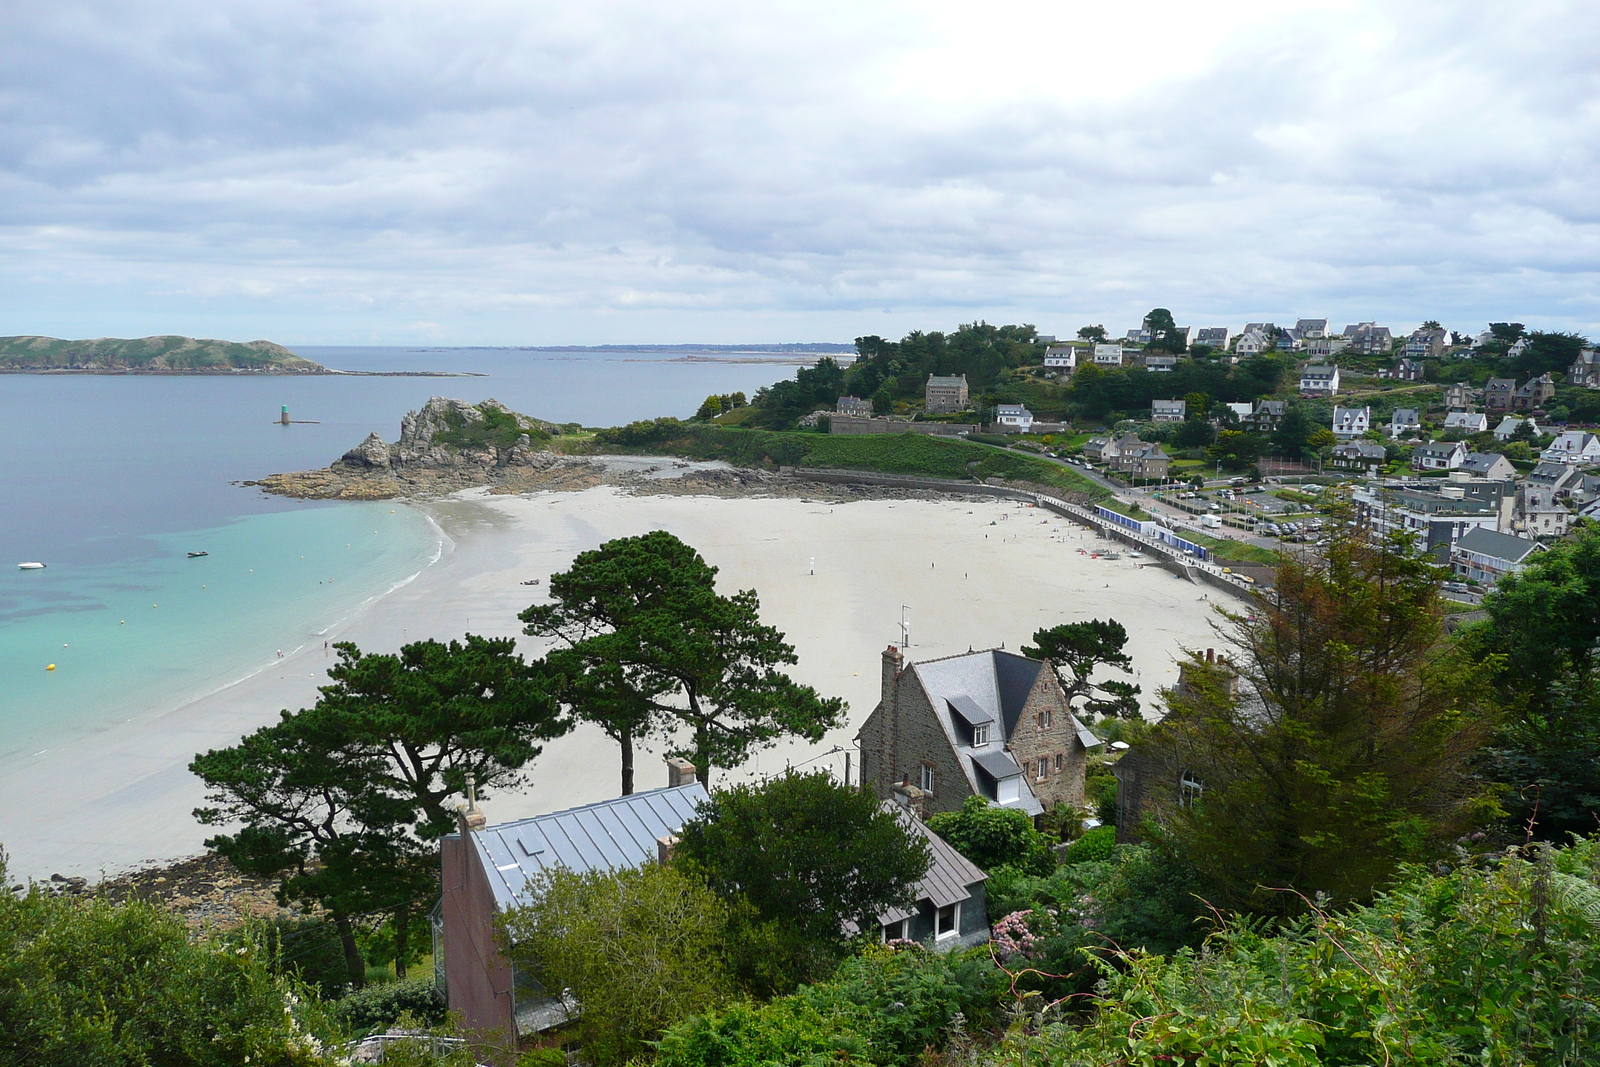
[0, 335, 324, 373]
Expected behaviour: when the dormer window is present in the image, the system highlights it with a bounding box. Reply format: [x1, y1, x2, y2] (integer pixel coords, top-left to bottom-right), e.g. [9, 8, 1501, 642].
[971, 724, 990, 746]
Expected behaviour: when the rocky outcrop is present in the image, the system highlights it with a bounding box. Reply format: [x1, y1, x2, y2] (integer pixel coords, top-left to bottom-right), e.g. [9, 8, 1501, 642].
[257, 397, 584, 499]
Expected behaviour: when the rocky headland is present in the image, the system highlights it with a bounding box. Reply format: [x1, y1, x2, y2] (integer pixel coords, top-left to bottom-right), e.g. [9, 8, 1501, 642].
[0, 334, 327, 373]
[253, 396, 994, 503]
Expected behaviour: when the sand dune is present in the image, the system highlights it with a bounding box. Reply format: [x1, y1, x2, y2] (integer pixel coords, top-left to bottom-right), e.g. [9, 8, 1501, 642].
[0, 487, 1226, 882]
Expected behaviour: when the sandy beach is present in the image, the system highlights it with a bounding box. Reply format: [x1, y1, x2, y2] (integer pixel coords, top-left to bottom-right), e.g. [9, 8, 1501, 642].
[0, 484, 1227, 883]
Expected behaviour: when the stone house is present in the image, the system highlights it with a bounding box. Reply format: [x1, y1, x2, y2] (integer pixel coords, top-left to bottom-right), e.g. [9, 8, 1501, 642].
[1331, 441, 1387, 473]
[1513, 374, 1557, 412]
[856, 646, 1101, 822]
[1443, 383, 1474, 409]
[836, 395, 873, 417]
[1113, 441, 1171, 479]
[1568, 348, 1600, 388]
[1484, 378, 1517, 412]
[925, 374, 970, 414]
[1243, 399, 1287, 431]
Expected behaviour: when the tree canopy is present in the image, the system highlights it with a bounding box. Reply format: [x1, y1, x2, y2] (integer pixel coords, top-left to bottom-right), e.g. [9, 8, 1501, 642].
[1466, 523, 1600, 840]
[674, 771, 930, 988]
[926, 794, 1053, 876]
[191, 636, 567, 983]
[1022, 618, 1141, 719]
[1152, 531, 1499, 913]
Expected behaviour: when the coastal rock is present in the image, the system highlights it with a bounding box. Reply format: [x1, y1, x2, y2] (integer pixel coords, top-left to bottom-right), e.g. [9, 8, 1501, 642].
[341, 431, 392, 469]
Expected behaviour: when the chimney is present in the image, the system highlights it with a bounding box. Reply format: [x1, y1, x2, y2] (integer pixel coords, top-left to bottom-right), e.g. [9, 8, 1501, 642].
[461, 772, 487, 832]
[1206, 648, 1214, 663]
[890, 782, 930, 821]
[666, 757, 697, 788]
[657, 834, 679, 864]
[882, 644, 903, 707]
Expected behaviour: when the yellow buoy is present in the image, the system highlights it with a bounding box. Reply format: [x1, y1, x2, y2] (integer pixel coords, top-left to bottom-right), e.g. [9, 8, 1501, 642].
[46, 664, 55, 671]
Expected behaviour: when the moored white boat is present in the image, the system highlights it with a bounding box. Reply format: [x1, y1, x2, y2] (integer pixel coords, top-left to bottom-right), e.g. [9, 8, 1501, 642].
[17, 562, 46, 570]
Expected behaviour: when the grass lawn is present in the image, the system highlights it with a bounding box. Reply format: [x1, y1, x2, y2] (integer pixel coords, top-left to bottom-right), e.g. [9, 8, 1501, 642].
[580, 423, 1111, 498]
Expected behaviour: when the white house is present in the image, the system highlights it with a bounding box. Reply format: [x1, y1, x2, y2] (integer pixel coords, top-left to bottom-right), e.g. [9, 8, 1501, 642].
[1443, 411, 1488, 434]
[1490, 416, 1535, 440]
[1140, 354, 1179, 373]
[1516, 486, 1570, 539]
[1458, 452, 1518, 481]
[1542, 431, 1600, 465]
[994, 404, 1035, 432]
[1236, 329, 1271, 356]
[1300, 365, 1340, 395]
[1390, 408, 1422, 438]
[1295, 318, 1329, 340]
[1412, 440, 1468, 471]
[1226, 402, 1254, 421]
[1043, 345, 1079, 370]
[1331, 405, 1371, 439]
[1092, 344, 1125, 366]
[1151, 399, 1187, 422]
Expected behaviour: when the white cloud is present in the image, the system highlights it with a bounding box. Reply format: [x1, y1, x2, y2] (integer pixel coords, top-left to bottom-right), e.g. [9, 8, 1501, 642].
[1, 0, 1598, 343]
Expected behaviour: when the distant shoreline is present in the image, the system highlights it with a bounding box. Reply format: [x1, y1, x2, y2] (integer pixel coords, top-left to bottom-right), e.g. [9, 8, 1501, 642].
[0, 367, 486, 377]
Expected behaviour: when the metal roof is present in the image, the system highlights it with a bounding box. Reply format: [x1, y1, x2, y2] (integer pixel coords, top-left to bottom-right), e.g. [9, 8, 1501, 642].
[879, 805, 989, 924]
[466, 783, 709, 911]
[1455, 527, 1541, 565]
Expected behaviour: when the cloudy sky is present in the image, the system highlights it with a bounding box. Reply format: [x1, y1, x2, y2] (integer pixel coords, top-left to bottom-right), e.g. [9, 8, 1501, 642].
[3, 0, 1598, 345]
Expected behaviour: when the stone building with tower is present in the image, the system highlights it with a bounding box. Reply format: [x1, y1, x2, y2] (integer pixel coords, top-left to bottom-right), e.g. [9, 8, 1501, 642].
[855, 646, 1101, 821]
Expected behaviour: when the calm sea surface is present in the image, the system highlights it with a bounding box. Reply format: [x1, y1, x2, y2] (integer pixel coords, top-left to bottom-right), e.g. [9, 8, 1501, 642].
[0, 347, 795, 762]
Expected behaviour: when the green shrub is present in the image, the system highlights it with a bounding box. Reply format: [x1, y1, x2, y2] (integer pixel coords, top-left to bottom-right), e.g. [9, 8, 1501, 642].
[1060, 825, 1115, 865]
[0, 870, 337, 1066]
[252, 915, 353, 999]
[433, 404, 547, 450]
[329, 974, 446, 1036]
[656, 947, 1004, 1067]
[927, 794, 1054, 876]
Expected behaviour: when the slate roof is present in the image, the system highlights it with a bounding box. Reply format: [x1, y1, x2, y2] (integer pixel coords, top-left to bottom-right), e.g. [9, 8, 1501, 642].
[912, 650, 1049, 815]
[1455, 527, 1541, 565]
[879, 805, 988, 924]
[466, 783, 709, 911]
[1460, 452, 1511, 475]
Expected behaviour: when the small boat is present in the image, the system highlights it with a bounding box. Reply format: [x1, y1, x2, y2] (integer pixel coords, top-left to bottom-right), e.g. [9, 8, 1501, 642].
[17, 562, 45, 570]
[187, 551, 209, 558]
[1101, 551, 1122, 560]
[520, 578, 542, 586]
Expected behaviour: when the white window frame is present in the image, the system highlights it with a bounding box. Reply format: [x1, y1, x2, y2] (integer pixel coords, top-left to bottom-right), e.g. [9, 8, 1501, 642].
[1036, 757, 1048, 780]
[935, 902, 960, 939]
[919, 762, 936, 794]
[881, 918, 908, 942]
[971, 723, 990, 746]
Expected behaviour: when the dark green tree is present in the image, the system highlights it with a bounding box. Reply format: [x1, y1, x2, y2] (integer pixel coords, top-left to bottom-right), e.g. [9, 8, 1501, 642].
[1143, 309, 1186, 354]
[926, 794, 1053, 875]
[521, 531, 709, 794]
[1023, 618, 1142, 719]
[1464, 524, 1600, 839]
[1078, 324, 1108, 342]
[528, 531, 842, 785]
[1271, 403, 1316, 459]
[674, 771, 929, 989]
[192, 636, 568, 982]
[1154, 531, 1498, 914]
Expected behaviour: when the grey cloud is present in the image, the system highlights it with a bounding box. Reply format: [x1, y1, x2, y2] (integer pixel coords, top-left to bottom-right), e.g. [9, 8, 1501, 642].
[2, 0, 1599, 342]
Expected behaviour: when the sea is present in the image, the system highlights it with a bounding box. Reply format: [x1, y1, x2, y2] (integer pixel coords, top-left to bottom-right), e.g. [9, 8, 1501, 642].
[0, 347, 800, 768]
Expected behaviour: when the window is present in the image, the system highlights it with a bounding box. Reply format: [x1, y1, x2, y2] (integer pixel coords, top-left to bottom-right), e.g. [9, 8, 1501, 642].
[1036, 757, 1048, 779]
[1054, 753, 1063, 772]
[936, 902, 960, 938]
[881, 919, 908, 942]
[971, 723, 990, 746]
[1180, 771, 1205, 809]
[919, 763, 935, 794]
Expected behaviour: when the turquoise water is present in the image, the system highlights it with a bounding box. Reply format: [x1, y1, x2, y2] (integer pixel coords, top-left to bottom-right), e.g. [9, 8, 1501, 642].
[0, 346, 794, 767]
[0, 502, 441, 763]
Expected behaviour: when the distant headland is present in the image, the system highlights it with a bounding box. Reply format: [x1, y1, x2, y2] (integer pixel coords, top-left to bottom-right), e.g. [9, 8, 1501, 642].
[0, 335, 482, 376]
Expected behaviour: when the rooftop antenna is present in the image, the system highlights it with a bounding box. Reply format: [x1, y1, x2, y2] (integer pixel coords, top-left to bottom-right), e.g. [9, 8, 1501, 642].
[899, 603, 910, 649]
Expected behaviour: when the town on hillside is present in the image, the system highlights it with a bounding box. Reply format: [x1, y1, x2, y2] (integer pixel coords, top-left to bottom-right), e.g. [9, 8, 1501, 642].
[754, 314, 1596, 595]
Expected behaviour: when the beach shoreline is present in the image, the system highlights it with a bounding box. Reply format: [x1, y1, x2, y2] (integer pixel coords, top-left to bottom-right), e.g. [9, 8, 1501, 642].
[0, 481, 1226, 886]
